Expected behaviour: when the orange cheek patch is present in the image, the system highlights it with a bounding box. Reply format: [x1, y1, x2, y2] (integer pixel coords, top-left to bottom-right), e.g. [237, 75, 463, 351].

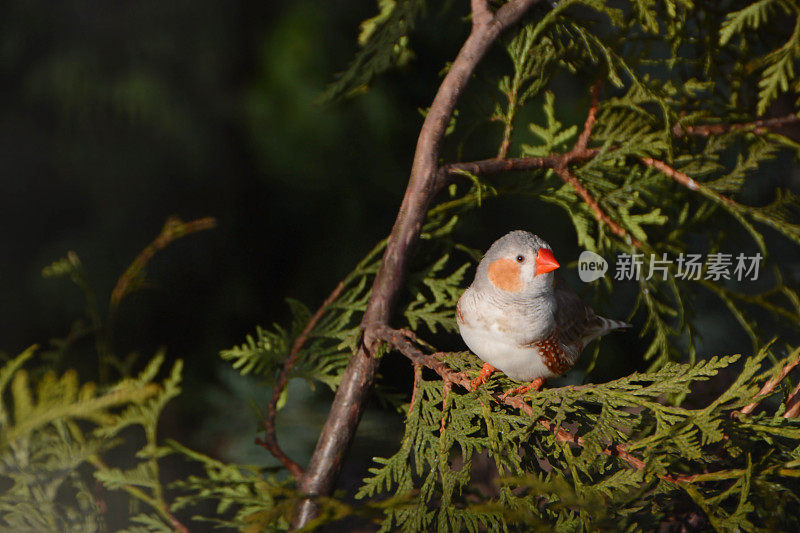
[487, 258, 523, 292]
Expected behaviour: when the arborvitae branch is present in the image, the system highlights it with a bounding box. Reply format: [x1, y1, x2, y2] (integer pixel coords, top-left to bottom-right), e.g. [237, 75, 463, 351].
[737, 350, 800, 416]
[293, 1, 544, 527]
[373, 325, 779, 489]
[256, 279, 347, 481]
[640, 157, 739, 207]
[553, 164, 640, 246]
[374, 325, 472, 389]
[110, 216, 216, 312]
[674, 113, 800, 137]
[575, 79, 602, 152]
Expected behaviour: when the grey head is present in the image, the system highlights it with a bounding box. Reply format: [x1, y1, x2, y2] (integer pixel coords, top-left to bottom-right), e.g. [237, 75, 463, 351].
[472, 230, 561, 300]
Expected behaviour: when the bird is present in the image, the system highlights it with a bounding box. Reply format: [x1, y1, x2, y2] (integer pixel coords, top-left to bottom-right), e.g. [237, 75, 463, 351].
[456, 230, 630, 397]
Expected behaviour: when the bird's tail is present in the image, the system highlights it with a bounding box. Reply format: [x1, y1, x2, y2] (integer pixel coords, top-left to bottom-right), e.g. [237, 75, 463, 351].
[597, 316, 632, 333]
[581, 316, 632, 344]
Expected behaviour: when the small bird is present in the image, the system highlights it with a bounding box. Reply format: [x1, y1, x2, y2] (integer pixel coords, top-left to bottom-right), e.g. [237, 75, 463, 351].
[456, 230, 630, 396]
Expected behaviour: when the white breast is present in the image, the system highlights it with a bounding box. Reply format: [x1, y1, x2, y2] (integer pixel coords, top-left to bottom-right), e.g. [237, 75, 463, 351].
[457, 320, 556, 382]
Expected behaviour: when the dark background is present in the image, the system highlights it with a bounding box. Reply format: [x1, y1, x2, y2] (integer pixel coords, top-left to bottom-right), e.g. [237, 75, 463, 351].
[2, 0, 798, 504]
[1, 0, 426, 467]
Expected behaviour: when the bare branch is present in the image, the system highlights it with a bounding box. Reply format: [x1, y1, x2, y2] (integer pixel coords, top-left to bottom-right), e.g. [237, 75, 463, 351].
[374, 324, 473, 389]
[575, 79, 602, 152]
[674, 114, 800, 137]
[291, 1, 542, 527]
[471, 0, 493, 28]
[783, 380, 800, 419]
[640, 157, 739, 209]
[441, 151, 602, 180]
[256, 279, 347, 481]
[110, 216, 217, 313]
[553, 165, 641, 247]
[738, 352, 800, 416]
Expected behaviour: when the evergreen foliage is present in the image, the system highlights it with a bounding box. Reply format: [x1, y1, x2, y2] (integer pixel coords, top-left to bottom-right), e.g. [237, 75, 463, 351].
[214, 0, 800, 529]
[8, 1, 800, 531]
[0, 218, 214, 531]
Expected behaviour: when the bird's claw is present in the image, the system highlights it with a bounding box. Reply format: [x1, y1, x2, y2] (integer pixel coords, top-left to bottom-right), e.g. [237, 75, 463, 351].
[471, 363, 496, 391]
[500, 378, 545, 400]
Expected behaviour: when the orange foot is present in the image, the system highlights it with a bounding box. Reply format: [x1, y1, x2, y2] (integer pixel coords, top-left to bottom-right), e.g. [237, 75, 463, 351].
[501, 377, 546, 400]
[471, 363, 496, 391]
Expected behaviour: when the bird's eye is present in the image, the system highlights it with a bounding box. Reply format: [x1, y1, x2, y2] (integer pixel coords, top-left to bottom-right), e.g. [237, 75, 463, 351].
[516, 255, 525, 263]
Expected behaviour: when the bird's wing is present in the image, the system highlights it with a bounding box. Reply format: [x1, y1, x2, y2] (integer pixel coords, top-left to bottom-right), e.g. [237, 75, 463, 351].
[553, 275, 602, 348]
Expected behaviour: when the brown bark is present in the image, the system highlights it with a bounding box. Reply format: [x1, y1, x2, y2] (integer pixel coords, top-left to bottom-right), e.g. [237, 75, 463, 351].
[290, 0, 542, 527]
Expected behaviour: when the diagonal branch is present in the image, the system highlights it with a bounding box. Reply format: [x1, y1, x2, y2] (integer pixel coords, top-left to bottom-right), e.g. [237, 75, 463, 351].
[640, 157, 738, 208]
[256, 279, 347, 481]
[444, 82, 642, 248]
[291, 1, 542, 528]
[553, 164, 641, 247]
[783, 380, 800, 419]
[738, 352, 800, 416]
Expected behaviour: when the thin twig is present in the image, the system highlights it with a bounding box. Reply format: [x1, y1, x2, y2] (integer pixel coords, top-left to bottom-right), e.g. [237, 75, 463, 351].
[640, 157, 738, 207]
[575, 79, 602, 152]
[257, 280, 347, 480]
[441, 380, 453, 433]
[674, 114, 800, 137]
[376, 325, 473, 389]
[738, 352, 800, 416]
[110, 216, 217, 312]
[553, 165, 642, 247]
[409, 364, 423, 414]
[782, 380, 800, 419]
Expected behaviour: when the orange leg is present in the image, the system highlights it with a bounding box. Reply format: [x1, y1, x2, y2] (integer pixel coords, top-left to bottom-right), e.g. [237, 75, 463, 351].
[471, 363, 496, 390]
[501, 377, 546, 400]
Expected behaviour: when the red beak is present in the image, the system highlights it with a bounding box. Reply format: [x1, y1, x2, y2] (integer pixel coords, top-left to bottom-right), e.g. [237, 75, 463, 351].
[535, 248, 560, 275]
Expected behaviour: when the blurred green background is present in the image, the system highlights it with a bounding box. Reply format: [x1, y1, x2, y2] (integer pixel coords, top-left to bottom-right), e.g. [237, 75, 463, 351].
[0, 0, 458, 478]
[4, 0, 800, 504]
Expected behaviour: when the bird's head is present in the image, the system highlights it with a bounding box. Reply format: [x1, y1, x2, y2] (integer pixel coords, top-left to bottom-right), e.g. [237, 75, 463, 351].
[476, 230, 560, 297]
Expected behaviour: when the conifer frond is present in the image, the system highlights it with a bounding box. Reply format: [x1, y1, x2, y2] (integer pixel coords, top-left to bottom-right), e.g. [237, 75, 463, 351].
[359, 347, 800, 530]
[0, 348, 181, 531]
[321, 0, 424, 102]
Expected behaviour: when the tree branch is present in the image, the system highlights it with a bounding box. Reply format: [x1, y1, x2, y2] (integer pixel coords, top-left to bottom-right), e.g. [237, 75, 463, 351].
[287, 7, 800, 527]
[738, 352, 800, 416]
[674, 114, 800, 137]
[783, 379, 800, 419]
[445, 82, 642, 247]
[291, 1, 542, 527]
[553, 164, 641, 247]
[374, 325, 682, 482]
[640, 157, 739, 207]
[376, 326, 782, 487]
[441, 150, 602, 179]
[256, 279, 347, 481]
[575, 79, 602, 152]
